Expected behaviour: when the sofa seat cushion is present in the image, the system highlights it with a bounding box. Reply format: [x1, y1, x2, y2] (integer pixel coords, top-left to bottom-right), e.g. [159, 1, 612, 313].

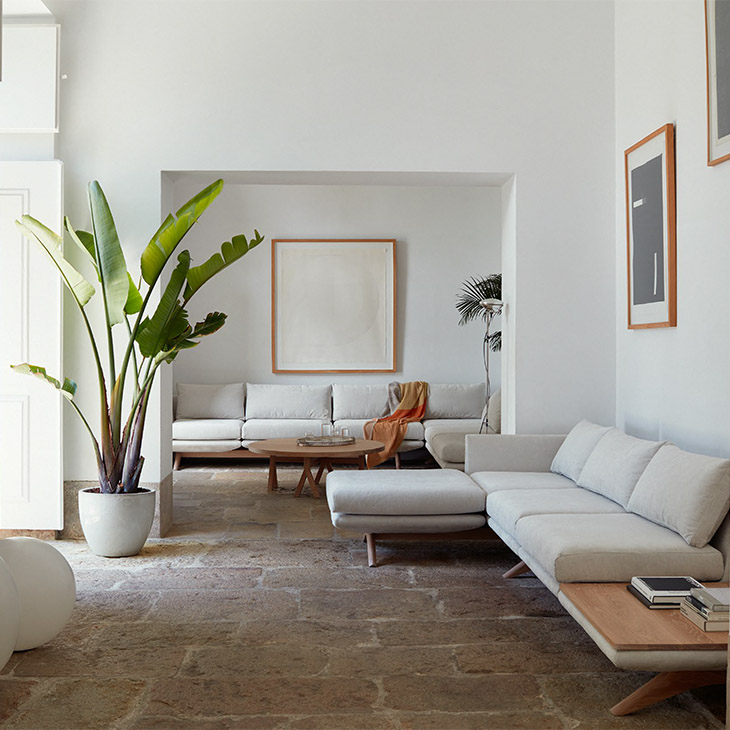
[176, 383, 245, 419]
[515, 513, 725, 583]
[627, 444, 730, 548]
[172, 419, 243, 441]
[245, 384, 332, 419]
[243, 419, 330, 440]
[172, 439, 241, 453]
[326, 470, 486, 516]
[331, 512, 486, 533]
[488, 488, 626, 534]
[425, 384, 484, 419]
[332, 384, 389, 420]
[471, 471, 577, 498]
[577, 428, 665, 507]
[334, 418, 424, 441]
[423, 419, 482, 440]
[551, 420, 611, 482]
[428, 432, 469, 464]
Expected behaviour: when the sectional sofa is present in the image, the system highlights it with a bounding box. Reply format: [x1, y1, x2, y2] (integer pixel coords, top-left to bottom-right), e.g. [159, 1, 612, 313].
[327, 420, 730, 586]
[172, 381, 489, 469]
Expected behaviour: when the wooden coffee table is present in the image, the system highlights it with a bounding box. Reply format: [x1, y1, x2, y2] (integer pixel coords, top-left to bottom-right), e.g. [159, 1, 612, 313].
[247, 438, 385, 498]
[560, 582, 728, 716]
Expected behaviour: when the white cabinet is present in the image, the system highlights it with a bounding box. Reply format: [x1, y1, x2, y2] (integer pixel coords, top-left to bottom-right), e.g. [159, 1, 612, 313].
[0, 161, 63, 529]
[0, 25, 59, 132]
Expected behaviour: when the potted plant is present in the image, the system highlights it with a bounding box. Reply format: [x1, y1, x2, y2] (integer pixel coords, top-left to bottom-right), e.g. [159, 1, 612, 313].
[455, 273, 502, 433]
[12, 179, 262, 556]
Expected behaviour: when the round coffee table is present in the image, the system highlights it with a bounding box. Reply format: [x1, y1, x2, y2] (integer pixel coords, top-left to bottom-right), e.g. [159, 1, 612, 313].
[247, 438, 385, 498]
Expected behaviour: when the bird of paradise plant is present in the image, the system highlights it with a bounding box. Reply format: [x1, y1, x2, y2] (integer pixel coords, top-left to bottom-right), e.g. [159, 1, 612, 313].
[12, 179, 262, 494]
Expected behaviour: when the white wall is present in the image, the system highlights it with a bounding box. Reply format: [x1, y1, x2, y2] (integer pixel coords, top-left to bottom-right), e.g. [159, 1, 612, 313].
[47, 0, 616, 481]
[615, 0, 730, 457]
[170, 179, 501, 388]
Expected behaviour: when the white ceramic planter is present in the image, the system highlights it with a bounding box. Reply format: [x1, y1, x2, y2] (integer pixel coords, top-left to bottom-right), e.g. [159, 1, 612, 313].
[78, 488, 156, 557]
[0, 556, 20, 669]
[0, 537, 76, 651]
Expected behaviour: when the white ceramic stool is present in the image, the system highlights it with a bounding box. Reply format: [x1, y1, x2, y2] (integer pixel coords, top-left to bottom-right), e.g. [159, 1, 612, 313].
[0, 537, 76, 651]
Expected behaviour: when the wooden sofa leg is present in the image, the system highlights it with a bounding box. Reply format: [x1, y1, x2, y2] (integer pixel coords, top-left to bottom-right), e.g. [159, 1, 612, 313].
[503, 560, 530, 579]
[395, 453, 401, 470]
[173, 453, 182, 471]
[365, 533, 377, 567]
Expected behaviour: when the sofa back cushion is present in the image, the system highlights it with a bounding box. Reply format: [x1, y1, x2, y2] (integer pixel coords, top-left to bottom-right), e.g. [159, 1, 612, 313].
[176, 383, 245, 419]
[550, 420, 611, 482]
[245, 384, 332, 419]
[332, 384, 389, 420]
[486, 389, 501, 434]
[577, 428, 665, 507]
[627, 444, 730, 548]
[425, 384, 484, 419]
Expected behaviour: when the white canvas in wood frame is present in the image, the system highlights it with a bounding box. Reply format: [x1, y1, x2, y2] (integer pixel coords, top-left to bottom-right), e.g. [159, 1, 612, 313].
[272, 239, 396, 373]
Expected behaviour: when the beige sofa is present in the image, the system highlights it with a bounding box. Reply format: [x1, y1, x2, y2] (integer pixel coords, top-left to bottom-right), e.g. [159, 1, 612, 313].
[172, 381, 485, 468]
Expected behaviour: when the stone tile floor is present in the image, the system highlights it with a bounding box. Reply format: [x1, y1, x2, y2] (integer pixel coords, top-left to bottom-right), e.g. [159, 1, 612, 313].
[0, 464, 726, 729]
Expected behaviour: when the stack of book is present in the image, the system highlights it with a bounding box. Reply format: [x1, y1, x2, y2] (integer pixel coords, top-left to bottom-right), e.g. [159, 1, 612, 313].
[627, 576, 705, 609]
[680, 587, 730, 632]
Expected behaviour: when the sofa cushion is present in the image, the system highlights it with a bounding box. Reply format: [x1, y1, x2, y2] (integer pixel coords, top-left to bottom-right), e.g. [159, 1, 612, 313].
[326, 470, 486, 516]
[245, 384, 331, 419]
[577, 428, 665, 507]
[487, 487, 626, 534]
[423, 419, 482, 440]
[515, 513, 725, 583]
[425, 384, 484, 419]
[471, 471, 576, 498]
[172, 439, 241, 453]
[627, 444, 730, 548]
[243, 419, 330, 440]
[332, 384, 389, 420]
[333, 418, 424, 441]
[172, 419, 243, 441]
[428, 432, 469, 464]
[176, 383, 245, 419]
[550, 420, 611, 482]
[486, 389, 501, 434]
[331, 513, 486, 533]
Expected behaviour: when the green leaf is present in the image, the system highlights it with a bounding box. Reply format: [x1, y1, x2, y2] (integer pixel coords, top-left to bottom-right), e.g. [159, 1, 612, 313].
[167, 311, 227, 351]
[183, 231, 264, 302]
[140, 179, 224, 286]
[64, 218, 97, 272]
[135, 251, 190, 358]
[16, 216, 95, 306]
[67, 219, 141, 316]
[11, 363, 77, 401]
[125, 275, 143, 315]
[88, 181, 130, 327]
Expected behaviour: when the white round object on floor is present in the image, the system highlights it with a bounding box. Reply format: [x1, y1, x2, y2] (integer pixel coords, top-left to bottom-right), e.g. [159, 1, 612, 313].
[0, 556, 20, 669]
[0, 537, 76, 651]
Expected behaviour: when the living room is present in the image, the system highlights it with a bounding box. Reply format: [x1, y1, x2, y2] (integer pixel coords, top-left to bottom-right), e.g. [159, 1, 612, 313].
[1, 0, 729, 728]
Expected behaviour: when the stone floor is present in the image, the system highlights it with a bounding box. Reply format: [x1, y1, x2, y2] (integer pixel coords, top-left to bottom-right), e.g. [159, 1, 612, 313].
[0, 463, 726, 729]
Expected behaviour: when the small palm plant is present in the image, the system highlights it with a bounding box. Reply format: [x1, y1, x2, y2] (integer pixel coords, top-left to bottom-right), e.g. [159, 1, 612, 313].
[12, 179, 262, 494]
[456, 273, 502, 433]
[455, 273, 502, 352]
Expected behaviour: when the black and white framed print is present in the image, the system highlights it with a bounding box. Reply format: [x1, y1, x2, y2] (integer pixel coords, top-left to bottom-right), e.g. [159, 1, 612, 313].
[624, 124, 677, 330]
[706, 0, 730, 165]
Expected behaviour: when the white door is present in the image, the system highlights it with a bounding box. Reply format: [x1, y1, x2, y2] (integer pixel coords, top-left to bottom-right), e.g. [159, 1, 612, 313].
[0, 161, 63, 529]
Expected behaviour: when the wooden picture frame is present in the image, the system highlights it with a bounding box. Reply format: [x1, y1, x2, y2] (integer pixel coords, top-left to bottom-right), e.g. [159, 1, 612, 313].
[624, 124, 677, 330]
[705, 0, 730, 165]
[271, 239, 397, 373]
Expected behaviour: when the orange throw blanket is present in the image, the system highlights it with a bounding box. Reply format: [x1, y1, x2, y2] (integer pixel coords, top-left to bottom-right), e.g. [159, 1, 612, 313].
[363, 381, 428, 468]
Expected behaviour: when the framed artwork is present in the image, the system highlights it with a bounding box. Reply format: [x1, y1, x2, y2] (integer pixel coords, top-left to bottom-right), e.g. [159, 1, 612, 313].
[705, 0, 730, 165]
[271, 239, 396, 373]
[624, 124, 677, 330]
